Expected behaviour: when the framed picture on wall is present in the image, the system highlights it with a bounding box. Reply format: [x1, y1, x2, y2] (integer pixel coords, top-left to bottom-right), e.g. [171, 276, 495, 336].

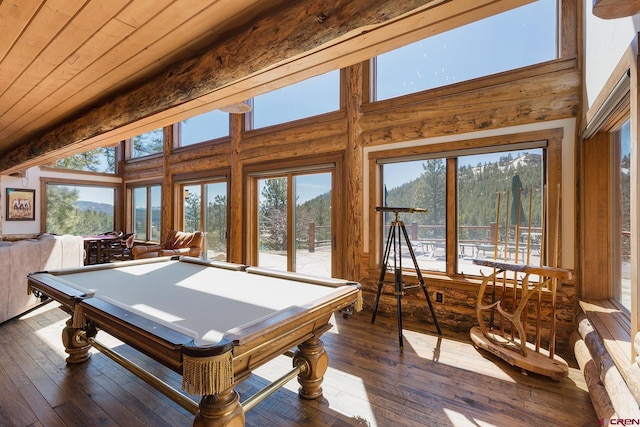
[6, 188, 36, 221]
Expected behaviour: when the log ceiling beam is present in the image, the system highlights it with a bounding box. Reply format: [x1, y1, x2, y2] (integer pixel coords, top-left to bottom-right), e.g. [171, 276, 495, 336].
[0, 0, 531, 174]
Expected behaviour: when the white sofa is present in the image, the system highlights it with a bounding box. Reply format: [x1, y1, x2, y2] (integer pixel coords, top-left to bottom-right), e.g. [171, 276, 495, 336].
[0, 234, 84, 323]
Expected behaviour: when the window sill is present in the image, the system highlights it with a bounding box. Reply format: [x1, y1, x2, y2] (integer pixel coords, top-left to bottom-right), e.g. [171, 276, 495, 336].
[579, 299, 632, 368]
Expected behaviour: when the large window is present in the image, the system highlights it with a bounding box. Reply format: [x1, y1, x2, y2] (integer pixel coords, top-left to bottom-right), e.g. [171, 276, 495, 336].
[130, 128, 164, 158]
[250, 166, 334, 277]
[179, 110, 229, 146]
[251, 70, 340, 129]
[375, 134, 557, 278]
[375, 0, 557, 101]
[131, 185, 161, 241]
[44, 182, 116, 235]
[180, 180, 228, 260]
[457, 150, 543, 276]
[382, 159, 446, 273]
[615, 120, 631, 312]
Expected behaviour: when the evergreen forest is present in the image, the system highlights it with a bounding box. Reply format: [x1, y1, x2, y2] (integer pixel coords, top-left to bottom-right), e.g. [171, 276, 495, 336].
[46, 186, 114, 236]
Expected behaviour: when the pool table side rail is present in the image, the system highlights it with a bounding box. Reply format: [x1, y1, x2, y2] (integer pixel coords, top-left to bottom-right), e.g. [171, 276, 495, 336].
[223, 284, 361, 346]
[45, 256, 175, 275]
[245, 266, 359, 288]
[93, 281, 357, 381]
[27, 272, 87, 312]
[82, 297, 233, 372]
[179, 256, 247, 271]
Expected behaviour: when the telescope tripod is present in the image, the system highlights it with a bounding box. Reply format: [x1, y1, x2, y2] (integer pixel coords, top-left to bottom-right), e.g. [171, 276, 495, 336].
[371, 210, 441, 352]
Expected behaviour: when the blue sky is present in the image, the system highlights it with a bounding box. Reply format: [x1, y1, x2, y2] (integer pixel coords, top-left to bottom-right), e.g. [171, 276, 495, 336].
[376, 0, 556, 99]
[258, 173, 332, 205]
[181, 110, 229, 144]
[74, 186, 115, 205]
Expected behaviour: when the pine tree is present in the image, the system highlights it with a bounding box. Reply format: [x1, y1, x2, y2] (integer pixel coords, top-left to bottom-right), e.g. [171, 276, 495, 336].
[413, 159, 446, 239]
[184, 192, 201, 232]
[260, 178, 288, 251]
[132, 129, 164, 157]
[46, 186, 81, 234]
[206, 194, 227, 251]
[53, 147, 115, 173]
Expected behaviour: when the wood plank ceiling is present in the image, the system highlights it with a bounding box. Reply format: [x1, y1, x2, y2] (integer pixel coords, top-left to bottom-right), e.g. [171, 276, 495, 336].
[0, 0, 531, 174]
[0, 0, 288, 171]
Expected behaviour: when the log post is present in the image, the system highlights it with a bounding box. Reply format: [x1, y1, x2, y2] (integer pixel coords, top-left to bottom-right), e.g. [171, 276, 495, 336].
[309, 222, 316, 253]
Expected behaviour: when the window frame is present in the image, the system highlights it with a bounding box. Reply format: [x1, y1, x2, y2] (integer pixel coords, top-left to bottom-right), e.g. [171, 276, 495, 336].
[369, 128, 564, 280]
[126, 181, 162, 242]
[174, 170, 231, 260]
[176, 110, 231, 148]
[580, 74, 634, 366]
[248, 70, 342, 130]
[47, 146, 120, 174]
[40, 177, 120, 234]
[372, 0, 559, 102]
[126, 128, 166, 160]
[611, 119, 631, 313]
[245, 154, 344, 277]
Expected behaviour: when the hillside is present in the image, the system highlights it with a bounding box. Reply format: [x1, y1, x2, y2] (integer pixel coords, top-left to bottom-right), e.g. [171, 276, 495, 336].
[74, 200, 113, 215]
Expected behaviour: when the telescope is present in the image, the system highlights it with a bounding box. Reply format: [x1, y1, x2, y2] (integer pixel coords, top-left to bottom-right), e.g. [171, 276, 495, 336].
[375, 206, 427, 213]
[371, 205, 440, 351]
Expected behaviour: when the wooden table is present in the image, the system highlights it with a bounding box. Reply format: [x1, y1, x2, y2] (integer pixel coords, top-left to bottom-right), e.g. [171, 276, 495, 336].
[27, 256, 362, 426]
[82, 234, 120, 265]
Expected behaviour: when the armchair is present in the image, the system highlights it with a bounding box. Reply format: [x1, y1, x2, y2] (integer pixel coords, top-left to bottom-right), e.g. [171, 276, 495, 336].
[131, 230, 203, 260]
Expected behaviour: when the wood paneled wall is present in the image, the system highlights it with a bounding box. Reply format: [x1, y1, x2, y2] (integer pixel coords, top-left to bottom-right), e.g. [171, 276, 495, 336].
[581, 132, 612, 300]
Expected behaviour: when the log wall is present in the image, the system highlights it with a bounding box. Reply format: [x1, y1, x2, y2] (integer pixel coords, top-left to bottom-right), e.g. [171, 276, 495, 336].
[121, 54, 581, 350]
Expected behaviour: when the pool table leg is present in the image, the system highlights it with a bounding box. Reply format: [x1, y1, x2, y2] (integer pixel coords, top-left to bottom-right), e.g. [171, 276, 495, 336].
[194, 388, 245, 427]
[61, 318, 92, 364]
[293, 336, 328, 400]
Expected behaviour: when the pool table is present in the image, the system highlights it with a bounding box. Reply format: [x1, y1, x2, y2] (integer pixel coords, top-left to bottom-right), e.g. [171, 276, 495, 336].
[27, 256, 362, 427]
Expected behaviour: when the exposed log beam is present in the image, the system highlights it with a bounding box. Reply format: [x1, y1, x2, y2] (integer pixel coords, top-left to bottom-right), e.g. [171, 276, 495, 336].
[0, 0, 531, 173]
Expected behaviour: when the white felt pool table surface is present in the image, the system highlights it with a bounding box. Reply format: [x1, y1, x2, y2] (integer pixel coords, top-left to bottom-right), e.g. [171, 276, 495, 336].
[44, 258, 357, 345]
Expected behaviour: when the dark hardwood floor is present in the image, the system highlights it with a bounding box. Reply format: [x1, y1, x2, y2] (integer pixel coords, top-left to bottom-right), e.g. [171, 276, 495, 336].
[0, 301, 597, 427]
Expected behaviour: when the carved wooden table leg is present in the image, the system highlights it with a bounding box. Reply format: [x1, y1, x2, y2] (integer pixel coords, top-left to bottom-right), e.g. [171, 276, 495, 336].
[61, 318, 91, 364]
[293, 337, 328, 400]
[193, 389, 244, 427]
